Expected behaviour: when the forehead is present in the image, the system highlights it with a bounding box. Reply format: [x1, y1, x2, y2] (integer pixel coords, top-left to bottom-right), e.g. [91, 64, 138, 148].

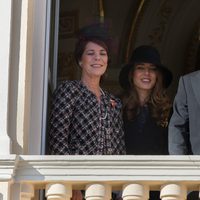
[85, 41, 106, 51]
[135, 62, 157, 67]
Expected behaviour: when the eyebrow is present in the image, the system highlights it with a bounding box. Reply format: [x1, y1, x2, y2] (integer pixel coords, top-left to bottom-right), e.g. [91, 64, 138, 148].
[85, 49, 107, 53]
[86, 48, 106, 51]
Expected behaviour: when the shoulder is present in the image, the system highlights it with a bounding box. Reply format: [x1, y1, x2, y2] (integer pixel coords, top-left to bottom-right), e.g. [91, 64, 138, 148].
[104, 91, 121, 102]
[54, 80, 80, 95]
[178, 70, 200, 89]
[182, 70, 200, 80]
[52, 80, 82, 103]
[104, 90, 122, 108]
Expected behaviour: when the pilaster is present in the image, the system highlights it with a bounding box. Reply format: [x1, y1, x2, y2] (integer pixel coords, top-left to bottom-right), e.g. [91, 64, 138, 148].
[0, 0, 12, 154]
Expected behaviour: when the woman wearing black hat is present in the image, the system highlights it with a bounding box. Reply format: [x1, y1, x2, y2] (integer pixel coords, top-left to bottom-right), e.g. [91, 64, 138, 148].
[49, 23, 125, 156]
[119, 45, 173, 199]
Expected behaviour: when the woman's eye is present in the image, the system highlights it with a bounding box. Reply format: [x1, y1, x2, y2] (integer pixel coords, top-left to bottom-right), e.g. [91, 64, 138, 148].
[136, 66, 144, 70]
[100, 52, 107, 56]
[86, 51, 94, 55]
[135, 65, 157, 71]
[150, 67, 157, 71]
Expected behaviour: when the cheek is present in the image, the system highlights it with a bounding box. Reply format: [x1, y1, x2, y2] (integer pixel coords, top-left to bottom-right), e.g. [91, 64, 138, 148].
[133, 73, 140, 86]
[81, 57, 92, 68]
[80, 56, 86, 65]
[103, 57, 108, 65]
[132, 71, 139, 81]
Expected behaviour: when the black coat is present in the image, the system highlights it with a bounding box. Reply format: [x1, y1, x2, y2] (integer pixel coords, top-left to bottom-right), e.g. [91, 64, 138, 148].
[124, 106, 168, 155]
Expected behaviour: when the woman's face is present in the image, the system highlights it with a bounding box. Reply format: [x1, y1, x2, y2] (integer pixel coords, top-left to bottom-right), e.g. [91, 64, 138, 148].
[80, 41, 108, 78]
[132, 63, 157, 93]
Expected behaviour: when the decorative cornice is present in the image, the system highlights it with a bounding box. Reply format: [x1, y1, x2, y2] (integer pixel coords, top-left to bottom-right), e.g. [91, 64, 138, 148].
[0, 155, 18, 181]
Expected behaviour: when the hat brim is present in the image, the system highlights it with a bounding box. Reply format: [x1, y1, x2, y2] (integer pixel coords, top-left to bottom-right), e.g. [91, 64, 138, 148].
[119, 63, 133, 90]
[158, 64, 173, 88]
[119, 63, 173, 90]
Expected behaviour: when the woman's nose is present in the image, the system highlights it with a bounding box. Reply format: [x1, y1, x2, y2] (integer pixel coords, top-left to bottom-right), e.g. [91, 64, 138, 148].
[94, 53, 100, 60]
[144, 68, 150, 74]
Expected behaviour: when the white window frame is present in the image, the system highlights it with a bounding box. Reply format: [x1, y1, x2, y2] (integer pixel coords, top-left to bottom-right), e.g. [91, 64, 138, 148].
[29, 0, 59, 155]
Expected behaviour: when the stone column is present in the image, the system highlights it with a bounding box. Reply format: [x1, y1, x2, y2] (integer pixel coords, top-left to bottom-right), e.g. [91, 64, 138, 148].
[0, 0, 12, 154]
[45, 183, 72, 200]
[160, 183, 187, 200]
[20, 183, 34, 200]
[122, 183, 149, 200]
[85, 183, 111, 200]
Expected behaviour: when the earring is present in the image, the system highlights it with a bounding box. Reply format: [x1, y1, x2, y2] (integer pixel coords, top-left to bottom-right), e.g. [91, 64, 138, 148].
[79, 62, 82, 66]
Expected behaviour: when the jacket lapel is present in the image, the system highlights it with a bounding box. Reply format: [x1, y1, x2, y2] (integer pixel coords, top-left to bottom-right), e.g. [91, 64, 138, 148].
[191, 71, 200, 106]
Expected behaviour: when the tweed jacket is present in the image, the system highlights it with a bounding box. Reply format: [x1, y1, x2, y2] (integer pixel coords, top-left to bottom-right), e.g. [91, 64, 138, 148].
[169, 70, 200, 155]
[49, 80, 125, 155]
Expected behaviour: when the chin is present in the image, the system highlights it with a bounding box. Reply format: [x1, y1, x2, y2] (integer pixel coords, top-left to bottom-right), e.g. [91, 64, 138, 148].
[141, 86, 154, 91]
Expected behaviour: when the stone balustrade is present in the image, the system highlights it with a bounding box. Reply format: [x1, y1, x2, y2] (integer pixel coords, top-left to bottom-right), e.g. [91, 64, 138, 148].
[0, 155, 200, 199]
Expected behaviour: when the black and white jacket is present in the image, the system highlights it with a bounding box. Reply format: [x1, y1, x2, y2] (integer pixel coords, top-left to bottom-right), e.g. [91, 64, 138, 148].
[49, 80, 125, 155]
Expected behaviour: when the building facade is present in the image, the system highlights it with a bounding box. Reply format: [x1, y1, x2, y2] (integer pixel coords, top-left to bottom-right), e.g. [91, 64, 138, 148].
[1, 1, 200, 199]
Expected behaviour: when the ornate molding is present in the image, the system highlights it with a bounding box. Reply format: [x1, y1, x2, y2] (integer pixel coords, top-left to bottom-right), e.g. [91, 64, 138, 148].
[15, 155, 200, 185]
[148, 0, 173, 46]
[0, 155, 18, 181]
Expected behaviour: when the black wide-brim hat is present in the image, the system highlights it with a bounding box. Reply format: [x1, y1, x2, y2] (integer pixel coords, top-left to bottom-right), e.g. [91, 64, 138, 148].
[119, 45, 173, 90]
[77, 23, 112, 49]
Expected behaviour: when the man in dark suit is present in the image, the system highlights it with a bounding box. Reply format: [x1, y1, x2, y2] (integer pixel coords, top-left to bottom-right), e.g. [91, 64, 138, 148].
[169, 70, 200, 155]
[169, 70, 200, 200]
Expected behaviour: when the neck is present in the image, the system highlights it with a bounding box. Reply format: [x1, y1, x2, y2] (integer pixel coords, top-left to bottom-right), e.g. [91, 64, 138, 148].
[137, 90, 151, 106]
[81, 76, 102, 101]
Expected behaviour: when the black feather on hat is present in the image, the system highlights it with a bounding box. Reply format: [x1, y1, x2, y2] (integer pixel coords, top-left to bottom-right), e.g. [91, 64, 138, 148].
[119, 45, 173, 90]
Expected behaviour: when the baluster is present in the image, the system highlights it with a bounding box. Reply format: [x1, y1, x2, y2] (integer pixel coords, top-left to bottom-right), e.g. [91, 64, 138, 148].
[0, 182, 11, 200]
[45, 183, 72, 200]
[20, 183, 34, 200]
[85, 183, 111, 200]
[122, 183, 149, 200]
[160, 183, 186, 200]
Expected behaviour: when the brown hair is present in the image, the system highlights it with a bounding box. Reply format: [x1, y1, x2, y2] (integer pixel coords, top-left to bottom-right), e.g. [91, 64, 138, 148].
[122, 65, 171, 127]
[74, 37, 110, 66]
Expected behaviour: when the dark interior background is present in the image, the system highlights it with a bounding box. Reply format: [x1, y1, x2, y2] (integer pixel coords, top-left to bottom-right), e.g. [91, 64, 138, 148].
[54, 0, 200, 98]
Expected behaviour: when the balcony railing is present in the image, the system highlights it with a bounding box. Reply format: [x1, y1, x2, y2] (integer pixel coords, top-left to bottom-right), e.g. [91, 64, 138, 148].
[0, 155, 200, 200]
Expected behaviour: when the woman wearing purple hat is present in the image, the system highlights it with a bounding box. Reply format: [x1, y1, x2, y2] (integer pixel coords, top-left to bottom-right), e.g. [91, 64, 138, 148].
[119, 45, 173, 200]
